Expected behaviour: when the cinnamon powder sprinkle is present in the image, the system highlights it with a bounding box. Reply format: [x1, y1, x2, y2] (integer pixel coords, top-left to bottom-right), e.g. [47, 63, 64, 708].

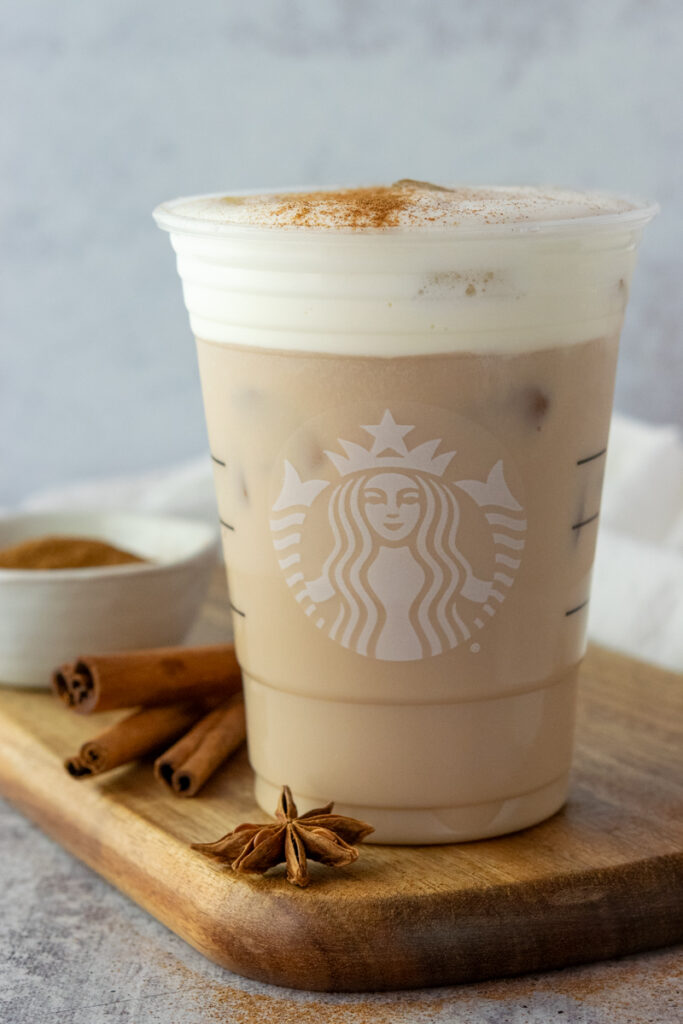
[174, 182, 637, 232]
[271, 185, 417, 229]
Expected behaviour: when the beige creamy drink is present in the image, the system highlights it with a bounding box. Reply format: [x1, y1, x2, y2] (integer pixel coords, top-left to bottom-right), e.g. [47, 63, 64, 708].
[154, 183, 656, 842]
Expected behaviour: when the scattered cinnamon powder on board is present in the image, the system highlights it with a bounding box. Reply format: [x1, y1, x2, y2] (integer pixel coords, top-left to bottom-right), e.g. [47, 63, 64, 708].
[0, 535, 147, 570]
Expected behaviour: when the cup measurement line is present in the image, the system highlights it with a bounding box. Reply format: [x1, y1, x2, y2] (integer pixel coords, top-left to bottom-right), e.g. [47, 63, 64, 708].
[211, 454, 226, 467]
[576, 448, 607, 466]
[572, 511, 600, 531]
[565, 599, 589, 617]
[219, 518, 235, 531]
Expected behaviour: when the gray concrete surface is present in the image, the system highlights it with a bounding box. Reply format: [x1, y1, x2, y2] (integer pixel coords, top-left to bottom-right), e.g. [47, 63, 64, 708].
[1, 797, 680, 1024]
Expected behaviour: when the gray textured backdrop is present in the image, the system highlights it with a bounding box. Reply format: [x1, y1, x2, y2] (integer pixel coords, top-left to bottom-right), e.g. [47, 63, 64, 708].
[2, 0, 681, 504]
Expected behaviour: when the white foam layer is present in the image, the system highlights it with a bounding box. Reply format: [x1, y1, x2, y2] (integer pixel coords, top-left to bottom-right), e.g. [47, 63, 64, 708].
[155, 186, 656, 356]
[157, 183, 651, 232]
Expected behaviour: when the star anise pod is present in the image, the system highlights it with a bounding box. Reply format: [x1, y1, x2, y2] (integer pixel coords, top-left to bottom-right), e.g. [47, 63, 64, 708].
[191, 785, 374, 887]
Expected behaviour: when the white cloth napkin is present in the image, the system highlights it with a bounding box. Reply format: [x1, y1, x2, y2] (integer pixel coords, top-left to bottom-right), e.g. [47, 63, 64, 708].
[591, 415, 683, 671]
[16, 414, 683, 672]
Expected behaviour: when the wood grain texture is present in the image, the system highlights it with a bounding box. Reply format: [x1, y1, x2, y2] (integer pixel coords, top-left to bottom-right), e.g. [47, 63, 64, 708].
[0, 570, 681, 992]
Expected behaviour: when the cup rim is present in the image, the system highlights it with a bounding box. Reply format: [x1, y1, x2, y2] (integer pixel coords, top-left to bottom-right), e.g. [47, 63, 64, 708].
[153, 185, 659, 241]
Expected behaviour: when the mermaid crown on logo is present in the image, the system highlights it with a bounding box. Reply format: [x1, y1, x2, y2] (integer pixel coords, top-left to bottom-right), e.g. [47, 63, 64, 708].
[325, 410, 456, 477]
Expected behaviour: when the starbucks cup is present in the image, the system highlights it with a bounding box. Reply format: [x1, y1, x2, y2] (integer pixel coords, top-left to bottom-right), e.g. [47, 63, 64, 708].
[154, 186, 657, 843]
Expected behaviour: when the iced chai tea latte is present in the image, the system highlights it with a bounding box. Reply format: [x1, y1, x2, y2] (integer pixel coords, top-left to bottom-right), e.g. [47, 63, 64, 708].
[154, 183, 656, 842]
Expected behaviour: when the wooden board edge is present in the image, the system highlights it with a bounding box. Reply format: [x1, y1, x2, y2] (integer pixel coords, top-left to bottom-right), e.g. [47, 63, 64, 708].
[1, 707, 682, 992]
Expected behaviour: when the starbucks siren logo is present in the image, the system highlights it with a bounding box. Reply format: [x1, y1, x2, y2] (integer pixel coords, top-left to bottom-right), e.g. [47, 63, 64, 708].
[270, 410, 525, 661]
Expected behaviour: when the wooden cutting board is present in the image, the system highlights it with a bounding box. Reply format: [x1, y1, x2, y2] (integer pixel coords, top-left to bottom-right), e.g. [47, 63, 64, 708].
[0, 571, 681, 993]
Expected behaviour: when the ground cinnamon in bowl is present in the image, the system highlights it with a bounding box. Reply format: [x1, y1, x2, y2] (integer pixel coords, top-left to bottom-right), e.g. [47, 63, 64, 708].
[0, 535, 147, 570]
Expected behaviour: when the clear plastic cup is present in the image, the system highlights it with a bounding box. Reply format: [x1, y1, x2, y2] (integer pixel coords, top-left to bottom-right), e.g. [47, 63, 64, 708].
[154, 187, 657, 843]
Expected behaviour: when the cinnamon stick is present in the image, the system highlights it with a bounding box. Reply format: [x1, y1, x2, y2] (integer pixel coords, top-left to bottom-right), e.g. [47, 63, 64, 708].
[64, 702, 210, 778]
[52, 644, 241, 714]
[154, 693, 247, 797]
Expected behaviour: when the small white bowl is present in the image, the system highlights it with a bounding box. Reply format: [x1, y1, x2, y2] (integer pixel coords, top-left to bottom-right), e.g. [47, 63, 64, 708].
[0, 510, 220, 688]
